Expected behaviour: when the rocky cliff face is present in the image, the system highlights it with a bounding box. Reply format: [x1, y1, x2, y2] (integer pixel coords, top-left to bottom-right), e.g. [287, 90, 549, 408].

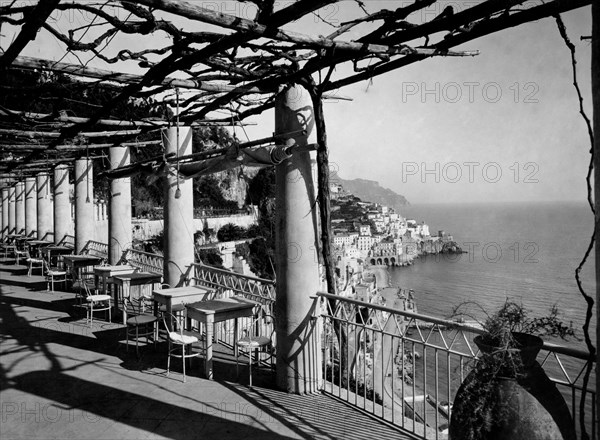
[214, 167, 260, 207]
[331, 172, 409, 209]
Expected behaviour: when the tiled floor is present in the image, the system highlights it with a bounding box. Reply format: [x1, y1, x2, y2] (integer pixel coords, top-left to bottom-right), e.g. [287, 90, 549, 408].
[0, 261, 414, 439]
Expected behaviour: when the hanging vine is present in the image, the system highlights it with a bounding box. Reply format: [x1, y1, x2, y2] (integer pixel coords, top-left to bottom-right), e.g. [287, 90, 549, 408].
[555, 14, 596, 440]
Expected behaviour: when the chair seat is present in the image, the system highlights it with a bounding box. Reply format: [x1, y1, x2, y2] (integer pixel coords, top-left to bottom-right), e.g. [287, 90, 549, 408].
[168, 332, 198, 345]
[237, 336, 271, 348]
[87, 294, 111, 303]
[127, 314, 158, 326]
[27, 258, 43, 263]
[47, 269, 66, 276]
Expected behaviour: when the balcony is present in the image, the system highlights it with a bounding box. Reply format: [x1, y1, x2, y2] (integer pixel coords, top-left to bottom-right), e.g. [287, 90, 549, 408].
[1, 258, 595, 439]
[0, 260, 412, 440]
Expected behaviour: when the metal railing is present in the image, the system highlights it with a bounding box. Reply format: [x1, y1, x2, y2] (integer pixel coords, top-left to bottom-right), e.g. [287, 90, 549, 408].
[187, 262, 275, 362]
[317, 291, 596, 440]
[57, 234, 75, 248]
[80, 240, 108, 260]
[119, 249, 163, 276]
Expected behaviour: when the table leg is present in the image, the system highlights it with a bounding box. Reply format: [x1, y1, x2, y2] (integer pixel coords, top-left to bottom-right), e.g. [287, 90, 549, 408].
[121, 281, 130, 323]
[234, 318, 239, 359]
[166, 299, 173, 331]
[205, 314, 214, 380]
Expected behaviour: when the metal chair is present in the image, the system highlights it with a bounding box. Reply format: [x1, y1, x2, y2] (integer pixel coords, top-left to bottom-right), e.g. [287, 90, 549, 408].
[161, 310, 200, 382]
[124, 296, 159, 358]
[25, 249, 44, 276]
[236, 312, 275, 387]
[81, 279, 112, 327]
[42, 256, 68, 293]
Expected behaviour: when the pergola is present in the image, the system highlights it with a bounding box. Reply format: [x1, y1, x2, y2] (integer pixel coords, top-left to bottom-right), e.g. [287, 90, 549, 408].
[0, 0, 597, 431]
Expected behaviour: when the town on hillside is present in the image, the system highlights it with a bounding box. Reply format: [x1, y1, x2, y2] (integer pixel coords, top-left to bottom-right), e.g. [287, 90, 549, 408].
[330, 180, 460, 279]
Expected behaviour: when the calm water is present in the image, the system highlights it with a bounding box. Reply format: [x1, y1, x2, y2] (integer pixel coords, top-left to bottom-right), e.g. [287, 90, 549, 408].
[389, 201, 596, 346]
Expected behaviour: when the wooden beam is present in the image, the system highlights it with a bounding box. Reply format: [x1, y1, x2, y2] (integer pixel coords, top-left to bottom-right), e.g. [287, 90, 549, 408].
[0, 108, 258, 127]
[0, 128, 143, 138]
[0, 0, 61, 69]
[0, 139, 163, 152]
[129, 0, 479, 57]
[8, 54, 270, 93]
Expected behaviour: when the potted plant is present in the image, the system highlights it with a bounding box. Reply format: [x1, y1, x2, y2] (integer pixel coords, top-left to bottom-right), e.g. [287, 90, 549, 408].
[449, 300, 577, 440]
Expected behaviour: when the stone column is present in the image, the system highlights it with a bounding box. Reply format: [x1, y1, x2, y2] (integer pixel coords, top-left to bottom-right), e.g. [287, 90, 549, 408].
[109, 146, 132, 264]
[53, 165, 71, 245]
[25, 177, 37, 237]
[37, 173, 53, 240]
[1, 187, 9, 237]
[15, 181, 25, 235]
[8, 186, 16, 235]
[74, 158, 95, 254]
[163, 126, 194, 287]
[274, 84, 322, 394]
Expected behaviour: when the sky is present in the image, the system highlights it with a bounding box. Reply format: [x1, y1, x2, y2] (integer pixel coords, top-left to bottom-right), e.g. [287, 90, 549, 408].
[240, 2, 595, 205]
[5, 1, 595, 204]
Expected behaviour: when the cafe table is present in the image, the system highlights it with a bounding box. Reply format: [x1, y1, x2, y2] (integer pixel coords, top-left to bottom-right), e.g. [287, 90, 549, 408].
[93, 264, 137, 295]
[26, 240, 53, 257]
[44, 245, 74, 267]
[62, 255, 104, 287]
[185, 296, 258, 380]
[152, 285, 216, 329]
[112, 272, 163, 322]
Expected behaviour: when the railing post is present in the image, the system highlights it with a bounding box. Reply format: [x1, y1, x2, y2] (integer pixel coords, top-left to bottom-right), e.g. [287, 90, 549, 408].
[109, 146, 132, 265]
[274, 84, 322, 394]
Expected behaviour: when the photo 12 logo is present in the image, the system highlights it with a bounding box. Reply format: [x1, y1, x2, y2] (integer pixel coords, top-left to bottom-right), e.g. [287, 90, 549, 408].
[400, 82, 540, 104]
[401, 162, 539, 184]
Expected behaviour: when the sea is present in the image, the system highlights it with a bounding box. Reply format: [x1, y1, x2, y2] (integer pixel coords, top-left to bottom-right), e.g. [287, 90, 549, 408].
[388, 201, 596, 349]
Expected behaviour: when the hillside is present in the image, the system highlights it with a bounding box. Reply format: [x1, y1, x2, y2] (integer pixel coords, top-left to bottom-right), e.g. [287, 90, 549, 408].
[331, 172, 409, 209]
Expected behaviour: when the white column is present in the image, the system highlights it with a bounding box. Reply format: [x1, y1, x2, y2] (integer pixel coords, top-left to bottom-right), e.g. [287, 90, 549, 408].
[53, 165, 71, 245]
[25, 177, 37, 237]
[15, 181, 25, 235]
[1, 187, 9, 237]
[163, 126, 194, 287]
[8, 186, 16, 235]
[274, 84, 322, 394]
[109, 146, 132, 264]
[74, 158, 95, 254]
[37, 173, 53, 240]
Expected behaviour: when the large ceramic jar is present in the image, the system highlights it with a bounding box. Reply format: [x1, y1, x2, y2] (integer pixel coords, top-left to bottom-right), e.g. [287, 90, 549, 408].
[449, 332, 576, 440]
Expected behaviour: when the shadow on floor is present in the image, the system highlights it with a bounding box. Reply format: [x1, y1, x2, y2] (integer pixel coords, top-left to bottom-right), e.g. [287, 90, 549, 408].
[9, 370, 295, 440]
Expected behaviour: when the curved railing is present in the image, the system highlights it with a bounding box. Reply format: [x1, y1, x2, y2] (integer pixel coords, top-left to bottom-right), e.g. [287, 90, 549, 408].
[317, 291, 596, 440]
[81, 240, 108, 260]
[119, 249, 163, 276]
[188, 262, 275, 305]
[187, 262, 275, 362]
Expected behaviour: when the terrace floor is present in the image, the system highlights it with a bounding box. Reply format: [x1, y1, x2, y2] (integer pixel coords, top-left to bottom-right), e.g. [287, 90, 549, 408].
[0, 260, 414, 440]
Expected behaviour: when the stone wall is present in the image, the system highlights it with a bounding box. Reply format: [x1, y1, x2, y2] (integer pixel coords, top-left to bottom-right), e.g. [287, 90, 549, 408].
[131, 214, 257, 241]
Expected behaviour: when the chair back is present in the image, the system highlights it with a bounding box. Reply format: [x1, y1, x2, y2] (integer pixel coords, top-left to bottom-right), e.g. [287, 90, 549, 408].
[122, 295, 153, 318]
[244, 312, 276, 344]
[161, 311, 187, 339]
